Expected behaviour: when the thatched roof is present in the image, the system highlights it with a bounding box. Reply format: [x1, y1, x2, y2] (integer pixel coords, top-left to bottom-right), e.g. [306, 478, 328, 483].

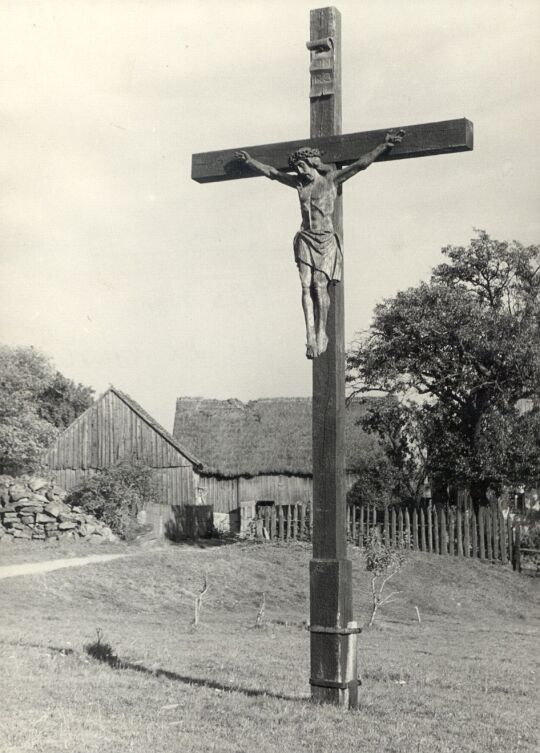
[173, 397, 380, 478]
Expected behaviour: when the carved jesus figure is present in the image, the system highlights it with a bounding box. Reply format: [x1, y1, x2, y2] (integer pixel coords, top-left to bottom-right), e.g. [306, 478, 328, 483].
[235, 130, 404, 359]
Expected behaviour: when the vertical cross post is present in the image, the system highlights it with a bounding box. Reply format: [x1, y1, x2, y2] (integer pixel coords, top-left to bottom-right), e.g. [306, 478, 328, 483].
[309, 6, 358, 708]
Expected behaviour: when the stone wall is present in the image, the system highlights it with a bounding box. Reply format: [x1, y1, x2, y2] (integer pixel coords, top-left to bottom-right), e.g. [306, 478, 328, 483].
[0, 475, 116, 543]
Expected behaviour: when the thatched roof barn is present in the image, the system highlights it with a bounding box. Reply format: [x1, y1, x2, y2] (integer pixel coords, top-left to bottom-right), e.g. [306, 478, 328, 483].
[172, 397, 380, 531]
[173, 396, 378, 479]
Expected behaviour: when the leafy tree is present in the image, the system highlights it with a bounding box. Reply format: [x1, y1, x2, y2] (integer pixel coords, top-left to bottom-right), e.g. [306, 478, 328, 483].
[0, 345, 94, 474]
[346, 451, 398, 510]
[37, 371, 94, 429]
[358, 398, 430, 507]
[347, 231, 540, 508]
[0, 346, 58, 474]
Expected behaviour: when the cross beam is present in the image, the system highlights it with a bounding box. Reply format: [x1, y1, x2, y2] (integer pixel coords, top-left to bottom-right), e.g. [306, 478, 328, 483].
[190, 5, 473, 709]
[192, 118, 473, 183]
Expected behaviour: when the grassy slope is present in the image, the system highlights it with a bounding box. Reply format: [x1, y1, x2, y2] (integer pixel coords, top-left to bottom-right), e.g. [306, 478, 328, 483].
[0, 541, 538, 753]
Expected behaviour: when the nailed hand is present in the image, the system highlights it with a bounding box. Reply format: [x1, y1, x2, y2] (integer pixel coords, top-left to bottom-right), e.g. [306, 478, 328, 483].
[234, 150, 251, 162]
[385, 129, 405, 147]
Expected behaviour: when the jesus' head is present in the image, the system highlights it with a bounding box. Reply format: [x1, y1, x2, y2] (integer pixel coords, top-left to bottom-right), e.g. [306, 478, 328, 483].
[288, 147, 332, 179]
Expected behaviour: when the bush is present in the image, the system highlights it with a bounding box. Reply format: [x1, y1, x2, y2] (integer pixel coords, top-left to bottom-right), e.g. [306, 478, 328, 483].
[66, 462, 158, 540]
[521, 524, 540, 551]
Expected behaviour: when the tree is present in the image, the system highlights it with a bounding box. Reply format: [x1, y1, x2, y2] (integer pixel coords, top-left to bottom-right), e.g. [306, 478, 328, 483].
[357, 398, 430, 507]
[0, 346, 58, 474]
[0, 345, 94, 474]
[347, 231, 540, 508]
[346, 451, 398, 511]
[364, 528, 406, 628]
[37, 371, 94, 429]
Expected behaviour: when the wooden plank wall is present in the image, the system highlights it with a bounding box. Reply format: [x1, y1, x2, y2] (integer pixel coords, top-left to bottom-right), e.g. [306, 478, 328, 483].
[196, 472, 359, 513]
[197, 476, 238, 513]
[239, 475, 312, 506]
[45, 391, 194, 470]
[50, 467, 198, 509]
[145, 502, 212, 539]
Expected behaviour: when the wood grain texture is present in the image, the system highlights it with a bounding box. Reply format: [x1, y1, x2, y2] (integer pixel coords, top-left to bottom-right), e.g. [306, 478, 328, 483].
[499, 511, 507, 565]
[463, 509, 470, 558]
[506, 514, 513, 565]
[486, 509, 493, 561]
[192, 118, 473, 183]
[457, 509, 463, 557]
[479, 508, 485, 559]
[308, 7, 357, 711]
[471, 512, 478, 559]
[440, 508, 447, 554]
[433, 508, 439, 554]
[448, 509, 455, 556]
[311, 5, 345, 563]
[492, 509, 499, 561]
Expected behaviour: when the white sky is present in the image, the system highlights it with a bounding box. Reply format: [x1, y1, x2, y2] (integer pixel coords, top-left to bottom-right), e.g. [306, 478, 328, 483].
[1, 0, 539, 429]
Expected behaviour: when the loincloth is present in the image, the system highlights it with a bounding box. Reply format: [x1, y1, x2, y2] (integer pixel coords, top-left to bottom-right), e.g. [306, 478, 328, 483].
[293, 229, 343, 282]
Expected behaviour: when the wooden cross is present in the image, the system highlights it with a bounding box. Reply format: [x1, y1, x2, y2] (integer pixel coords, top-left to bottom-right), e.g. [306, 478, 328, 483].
[191, 6, 473, 708]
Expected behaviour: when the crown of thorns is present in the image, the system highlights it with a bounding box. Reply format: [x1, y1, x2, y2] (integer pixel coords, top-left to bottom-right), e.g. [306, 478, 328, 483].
[288, 147, 321, 168]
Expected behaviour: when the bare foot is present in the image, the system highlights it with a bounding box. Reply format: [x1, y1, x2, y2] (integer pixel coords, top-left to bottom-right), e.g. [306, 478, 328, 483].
[306, 341, 319, 359]
[317, 331, 329, 355]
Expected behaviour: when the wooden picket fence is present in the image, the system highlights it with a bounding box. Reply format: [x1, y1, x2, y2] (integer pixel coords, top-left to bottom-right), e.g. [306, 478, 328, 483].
[252, 503, 311, 542]
[348, 502, 521, 568]
[252, 501, 522, 569]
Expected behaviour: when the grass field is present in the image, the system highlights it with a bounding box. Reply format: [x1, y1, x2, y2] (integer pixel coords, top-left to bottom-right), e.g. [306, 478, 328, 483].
[0, 539, 538, 753]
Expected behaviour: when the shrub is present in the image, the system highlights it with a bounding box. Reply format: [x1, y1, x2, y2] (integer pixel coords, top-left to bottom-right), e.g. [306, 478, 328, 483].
[521, 524, 540, 551]
[67, 461, 158, 539]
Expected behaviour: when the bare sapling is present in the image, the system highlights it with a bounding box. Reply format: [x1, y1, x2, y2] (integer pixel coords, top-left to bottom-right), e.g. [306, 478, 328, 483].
[254, 592, 266, 628]
[365, 528, 405, 627]
[193, 573, 208, 627]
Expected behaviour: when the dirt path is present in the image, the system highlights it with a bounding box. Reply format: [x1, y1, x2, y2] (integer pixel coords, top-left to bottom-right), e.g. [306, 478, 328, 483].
[0, 553, 127, 580]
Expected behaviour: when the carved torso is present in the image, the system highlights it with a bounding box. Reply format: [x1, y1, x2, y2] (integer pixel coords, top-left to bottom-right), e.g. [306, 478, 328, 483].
[297, 174, 336, 232]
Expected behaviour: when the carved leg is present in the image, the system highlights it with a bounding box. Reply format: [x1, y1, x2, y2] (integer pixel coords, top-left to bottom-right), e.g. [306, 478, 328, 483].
[313, 271, 330, 355]
[298, 263, 318, 359]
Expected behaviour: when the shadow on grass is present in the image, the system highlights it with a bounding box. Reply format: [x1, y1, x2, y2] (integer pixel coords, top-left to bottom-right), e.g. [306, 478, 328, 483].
[2, 640, 75, 656]
[167, 537, 237, 550]
[85, 637, 307, 702]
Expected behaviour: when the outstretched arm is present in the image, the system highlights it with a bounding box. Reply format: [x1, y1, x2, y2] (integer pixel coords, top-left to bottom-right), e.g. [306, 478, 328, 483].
[333, 130, 405, 186]
[234, 151, 298, 188]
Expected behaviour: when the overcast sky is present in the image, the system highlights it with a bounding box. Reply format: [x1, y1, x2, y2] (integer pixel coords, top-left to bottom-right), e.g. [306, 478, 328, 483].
[2, 0, 539, 429]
